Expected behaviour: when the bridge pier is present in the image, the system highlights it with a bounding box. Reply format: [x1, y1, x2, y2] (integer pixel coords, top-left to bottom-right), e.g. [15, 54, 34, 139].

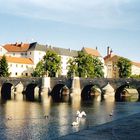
[71, 77, 81, 95]
[42, 76, 51, 94]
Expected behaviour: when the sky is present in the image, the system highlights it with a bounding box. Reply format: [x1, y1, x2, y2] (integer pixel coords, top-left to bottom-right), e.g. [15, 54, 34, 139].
[0, 0, 140, 62]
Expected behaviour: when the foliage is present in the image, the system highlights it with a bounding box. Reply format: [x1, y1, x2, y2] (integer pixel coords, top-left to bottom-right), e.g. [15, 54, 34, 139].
[76, 51, 94, 77]
[32, 60, 45, 77]
[130, 74, 140, 78]
[67, 51, 104, 78]
[32, 50, 61, 77]
[43, 50, 61, 77]
[67, 58, 78, 78]
[0, 55, 10, 77]
[92, 57, 104, 78]
[117, 57, 132, 78]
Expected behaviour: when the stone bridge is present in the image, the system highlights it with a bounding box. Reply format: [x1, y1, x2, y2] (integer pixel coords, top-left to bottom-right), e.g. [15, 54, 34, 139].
[0, 77, 140, 100]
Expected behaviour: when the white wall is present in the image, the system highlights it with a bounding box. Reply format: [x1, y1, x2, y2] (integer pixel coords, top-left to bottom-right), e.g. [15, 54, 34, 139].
[27, 50, 46, 65]
[5, 52, 28, 58]
[0, 45, 7, 55]
[61, 55, 72, 76]
[8, 62, 34, 77]
[131, 65, 140, 75]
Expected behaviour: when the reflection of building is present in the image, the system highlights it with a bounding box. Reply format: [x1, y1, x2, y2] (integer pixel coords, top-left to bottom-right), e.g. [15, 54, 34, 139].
[104, 46, 140, 78]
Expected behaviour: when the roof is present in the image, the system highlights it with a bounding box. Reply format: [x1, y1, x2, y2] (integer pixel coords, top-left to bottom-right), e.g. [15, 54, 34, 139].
[3, 43, 30, 52]
[104, 54, 119, 63]
[82, 47, 101, 57]
[28, 42, 48, 52]
[132, 62, 140, 68]
[0, 56, 33, 64]
[47, 46, 78, 57]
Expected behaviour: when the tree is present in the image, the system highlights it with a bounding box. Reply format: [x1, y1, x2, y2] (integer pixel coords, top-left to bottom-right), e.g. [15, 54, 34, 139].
[92, 57, 104, 78]
[67, 51, 104, 78]
[32, 60, 45, 77]
[0, 55, 10, 77]
[43, 50, 61, 77]
[67, 58, 78, 78]
[117, 57, 131, 78]
[76, 51, 94, 77]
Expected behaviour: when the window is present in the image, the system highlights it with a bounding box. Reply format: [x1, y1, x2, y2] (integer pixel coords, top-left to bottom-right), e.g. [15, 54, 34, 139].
[16, 64, 18, 67]
[21, 65, 23, 67]
[25, 73, 28, 76]
[15, 72, 18, 75]
[30, 52, 31, 55]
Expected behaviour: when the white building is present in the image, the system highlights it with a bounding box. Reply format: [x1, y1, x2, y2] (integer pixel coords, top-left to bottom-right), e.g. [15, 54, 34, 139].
[50, 47, 78, 76]
[131, 62, 140, 75]
[1, 42, 105, 77]
[0, 55, 34, 77]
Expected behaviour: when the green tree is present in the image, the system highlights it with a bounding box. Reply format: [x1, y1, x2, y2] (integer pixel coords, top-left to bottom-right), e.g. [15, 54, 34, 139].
[67, 58, 78, 78]
[117, 57, 132, 78]
[44, 50, 61, 77]
[76, 51, 94, 77]
[0, 55, 10, 77]
[93, 57, 104, 77]
[32, 60, 45, 77]
[67, 51, 104, 78]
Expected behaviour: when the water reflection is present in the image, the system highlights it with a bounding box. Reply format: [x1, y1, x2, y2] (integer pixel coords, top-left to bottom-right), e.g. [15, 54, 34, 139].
[0, 90, 140, 139]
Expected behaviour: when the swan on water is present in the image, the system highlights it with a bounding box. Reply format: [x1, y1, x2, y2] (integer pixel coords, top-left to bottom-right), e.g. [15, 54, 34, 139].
[109, 110, 113, 116]
[7, 116, 12, 120]
[71, 117, 79, 126]
[77, 110, 86, 118]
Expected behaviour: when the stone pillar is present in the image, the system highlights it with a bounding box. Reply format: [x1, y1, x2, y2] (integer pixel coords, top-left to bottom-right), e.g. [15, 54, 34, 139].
[71, 77, 81, 95]
[42, 76, 51, 94]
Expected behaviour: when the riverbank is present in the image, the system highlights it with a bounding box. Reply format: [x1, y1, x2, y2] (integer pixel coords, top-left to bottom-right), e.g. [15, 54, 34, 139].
[56, 112, 140, 140]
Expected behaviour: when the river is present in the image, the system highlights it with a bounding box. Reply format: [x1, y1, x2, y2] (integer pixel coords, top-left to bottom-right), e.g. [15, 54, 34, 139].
[0, 93, 140, 139]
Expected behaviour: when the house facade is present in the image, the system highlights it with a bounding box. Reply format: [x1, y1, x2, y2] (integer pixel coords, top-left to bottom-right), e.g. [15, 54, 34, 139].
[104, 47, 140, 78]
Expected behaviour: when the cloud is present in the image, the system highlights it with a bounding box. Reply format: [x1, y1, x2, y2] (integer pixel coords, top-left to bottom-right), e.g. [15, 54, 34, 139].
[0, 0, 139, 29]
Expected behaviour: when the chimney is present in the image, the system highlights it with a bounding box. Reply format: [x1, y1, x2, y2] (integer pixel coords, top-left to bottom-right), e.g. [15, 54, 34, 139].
[107, 46, 110, 55]
[110, 49, 113, 55]
[96, 46, 98, 50]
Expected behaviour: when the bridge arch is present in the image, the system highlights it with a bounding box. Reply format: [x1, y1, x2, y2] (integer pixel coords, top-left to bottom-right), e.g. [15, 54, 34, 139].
[81, 84, 102, 100]
[1, 83, 13, 99]
[23, 83, 41, 101]
[115, 82, 139, 101]
[51, 84, 70, 97]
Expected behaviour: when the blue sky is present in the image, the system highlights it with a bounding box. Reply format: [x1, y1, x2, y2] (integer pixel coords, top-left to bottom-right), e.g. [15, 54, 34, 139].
[0, 0, 140, 61]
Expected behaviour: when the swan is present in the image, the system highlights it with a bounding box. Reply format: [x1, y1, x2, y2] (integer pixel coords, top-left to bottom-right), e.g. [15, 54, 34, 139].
[109, 110, 113, 116]
[7, 116, 12, 120]
[77, 111, 86, 118]
[71, 117, 79, 126]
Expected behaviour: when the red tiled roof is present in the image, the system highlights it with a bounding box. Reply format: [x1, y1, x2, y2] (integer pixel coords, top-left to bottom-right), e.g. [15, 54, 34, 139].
[82, 47, 101, 57]
[0, 56, 33, 64]
[132, 62, 140, 68]
[3, 43, 30, 52]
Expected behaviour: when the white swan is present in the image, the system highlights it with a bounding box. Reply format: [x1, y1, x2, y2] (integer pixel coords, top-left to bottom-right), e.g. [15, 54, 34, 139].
[71, 117, 79, 126]
[7, 116, 12, 120]
[77, 111, 86, 118]
[109, 110, 113, 116]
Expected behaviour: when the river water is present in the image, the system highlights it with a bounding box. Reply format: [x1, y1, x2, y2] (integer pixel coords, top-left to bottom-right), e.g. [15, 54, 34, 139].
[0, 93, 140, 140]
